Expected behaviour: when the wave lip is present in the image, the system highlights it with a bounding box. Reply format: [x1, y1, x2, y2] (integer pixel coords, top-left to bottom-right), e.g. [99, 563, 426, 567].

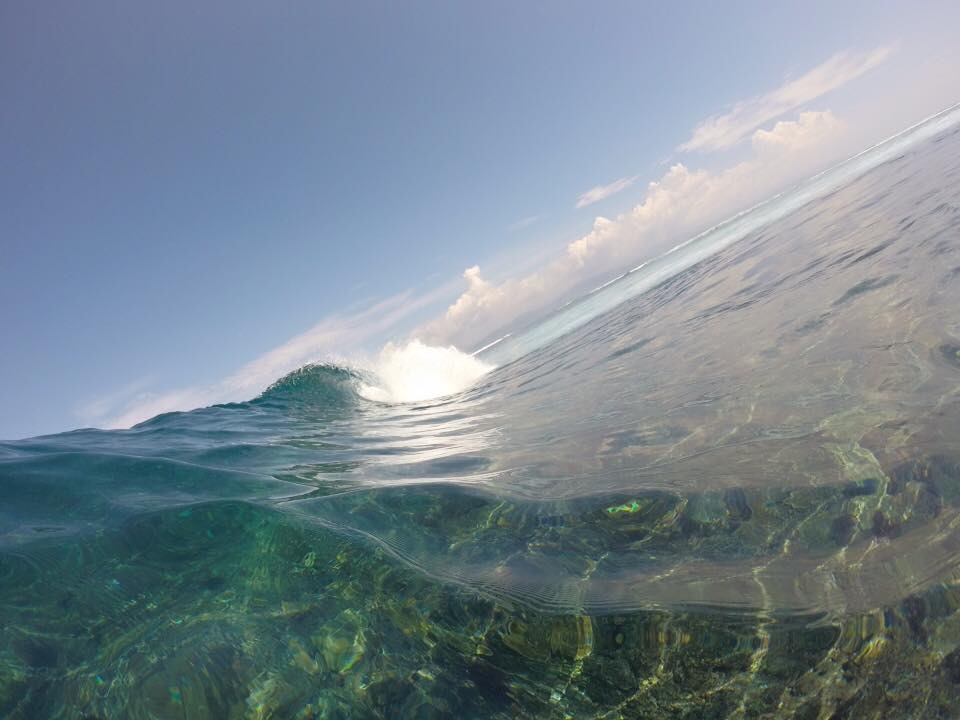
[255, 363, 365, 410]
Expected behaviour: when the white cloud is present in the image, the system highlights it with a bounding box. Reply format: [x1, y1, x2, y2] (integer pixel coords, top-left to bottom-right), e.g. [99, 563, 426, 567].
[507, 215, 541, 231]
[75, 376, 156, 427]
[575, 175, 639, 208]
[417, 110, 849, 350]
[751, 109, 842, 153]
[680, 46, 891, 152]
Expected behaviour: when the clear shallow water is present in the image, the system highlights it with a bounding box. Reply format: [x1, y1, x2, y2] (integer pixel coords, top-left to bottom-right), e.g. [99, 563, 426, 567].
[4, 110, 960, 718]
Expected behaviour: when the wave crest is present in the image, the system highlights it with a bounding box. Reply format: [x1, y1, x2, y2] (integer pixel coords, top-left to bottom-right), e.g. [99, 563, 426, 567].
[359, 340, 493, 404]
[256, 363, 364, 409]
[253, 340, 493, 412]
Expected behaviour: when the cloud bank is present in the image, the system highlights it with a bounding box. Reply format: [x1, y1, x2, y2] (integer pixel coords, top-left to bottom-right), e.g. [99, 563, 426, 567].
[679, 46, 891, 152]
[417, 110, 848, 350]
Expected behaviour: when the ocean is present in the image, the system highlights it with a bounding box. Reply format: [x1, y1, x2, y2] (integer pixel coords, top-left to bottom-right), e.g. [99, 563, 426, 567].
[3, 104, 960, 718]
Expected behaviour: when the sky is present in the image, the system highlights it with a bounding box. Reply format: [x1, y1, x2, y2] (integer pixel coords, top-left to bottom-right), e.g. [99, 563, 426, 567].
[3, 1, 960, 439]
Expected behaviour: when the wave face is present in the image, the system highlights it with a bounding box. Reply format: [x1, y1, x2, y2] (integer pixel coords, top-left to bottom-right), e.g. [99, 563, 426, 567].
[4, 107, 960, 717]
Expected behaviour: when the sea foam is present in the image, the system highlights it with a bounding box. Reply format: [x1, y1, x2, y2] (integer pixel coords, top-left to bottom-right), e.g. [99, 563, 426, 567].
[358, 339, 493, 404]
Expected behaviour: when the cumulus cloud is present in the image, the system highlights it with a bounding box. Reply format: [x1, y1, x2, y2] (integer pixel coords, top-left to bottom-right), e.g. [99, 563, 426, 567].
[751, 109, 842, 153]
[680, 46, 891, 152]
[575, 175, 640, 208]
[417, 110, 849, 350]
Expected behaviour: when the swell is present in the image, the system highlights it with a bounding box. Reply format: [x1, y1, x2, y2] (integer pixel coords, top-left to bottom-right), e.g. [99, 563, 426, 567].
[7, 447, 960, 617]
[254, 363, 366, 411]
[279, 465, 960, 616]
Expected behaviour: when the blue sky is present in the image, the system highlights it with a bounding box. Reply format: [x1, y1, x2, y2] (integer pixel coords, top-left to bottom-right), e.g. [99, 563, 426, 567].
[3, 1, 959, 438]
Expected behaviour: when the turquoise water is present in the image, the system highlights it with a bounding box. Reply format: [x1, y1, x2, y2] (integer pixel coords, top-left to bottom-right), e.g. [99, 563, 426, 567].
[3, 109, 960, 717]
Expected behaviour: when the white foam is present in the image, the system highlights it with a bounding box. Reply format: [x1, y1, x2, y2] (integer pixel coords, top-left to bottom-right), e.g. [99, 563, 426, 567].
[471, 333, 511, 356]
[359, 340, 493, 404]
